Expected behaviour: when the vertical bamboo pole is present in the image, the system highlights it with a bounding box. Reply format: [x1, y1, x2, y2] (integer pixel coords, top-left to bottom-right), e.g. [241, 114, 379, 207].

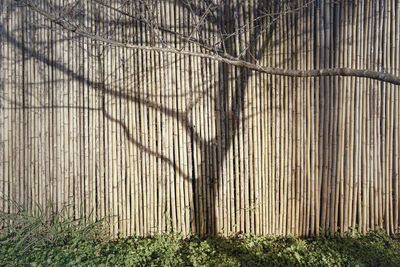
[158, 34, 165, 235]
[0, 0, 4, 219]
[169, 1, 180, 234]
[14, 0, 22, 212]
[228, 2, 238, 236]
[319, 0, 328, 233]
[394, 0, 400, 233]
[239, 1, 250, 234]
[361, 0, 370, 234]
[294, 1, 301, 235]
[177, 1, 190, 236]
[195, 10, 206, 234]
[337, 0, 347, 236]
[370, 1, 378, 231]
[120, 10, 128, 235]
[191, 17, 202, 235]
[269, 7, 275, 235]
[163, 0, 172, 234]
[191, 6, 201, 234]
[136, 5, 147, 235]
[300, 0, 306, 236]
[383, 0, 391, 233]
[344, 0, 354, 234]
[355, 0, 363, 231]
[288, 7, 295, 235]
[351, 0, 360, 231]
[246, 0, 256, 235]
[121, 2, 130, 236]
[109, 0, 117, 236]
[271, 1, 277, 234]
[257, 8, 265, 234]
[388, 0, 395, 234]
[227, 45, 234, 236]
[256, 1, 265, 235]
[277, 2, 284, 235]
[184, 3, 195, 234]
[247, 0, 258, 235]
[153, 2, 161, 234]
[314, 0, 321, 236]
[231, 0, 244, 234]
[329, 0, 338, 236]
[127, 2, 140, 237]
[220, 17, 228, 235]
[204, 3, 215, 234]
[307, 2, 315, 235]
[19, 2, 26, 211]
[1, 0, 10, 216]
[55, 0, 63, 214]
[303, 1, 311, 236]
[375, 0, 383, 231]
[88, 0, 96, 227]
[23, 2, 31, 213]
[45, 0, 52, 212]
[98, 0, 106, 226]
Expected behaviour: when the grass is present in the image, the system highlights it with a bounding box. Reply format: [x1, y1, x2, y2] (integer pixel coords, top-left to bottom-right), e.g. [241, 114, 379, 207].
[1, 203, 400, 266]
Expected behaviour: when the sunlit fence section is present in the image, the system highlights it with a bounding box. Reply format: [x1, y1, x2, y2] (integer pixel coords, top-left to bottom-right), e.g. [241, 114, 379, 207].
[0, 0, 399, 237]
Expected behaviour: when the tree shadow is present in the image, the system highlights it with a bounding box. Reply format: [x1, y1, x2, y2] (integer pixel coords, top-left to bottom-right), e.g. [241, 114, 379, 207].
[0, 0, 304, 237]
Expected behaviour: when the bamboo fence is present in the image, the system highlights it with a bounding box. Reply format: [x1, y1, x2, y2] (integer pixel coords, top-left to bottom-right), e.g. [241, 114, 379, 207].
[0, 0, 399, 237]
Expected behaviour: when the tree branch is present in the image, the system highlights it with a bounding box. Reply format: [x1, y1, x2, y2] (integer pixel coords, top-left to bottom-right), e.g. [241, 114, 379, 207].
[22, 0, 400, 86]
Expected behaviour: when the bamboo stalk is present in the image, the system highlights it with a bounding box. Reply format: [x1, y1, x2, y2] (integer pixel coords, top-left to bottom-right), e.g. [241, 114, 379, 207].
[110, 0, 118, 236]
[366, 0, 374, 232]
[351, 0, 360, 231]
[306, 2, 313, 236]
[355, 0, 363, 231]
[23, 1, 31, 213]
[177, 1, 190, 236]
[329, 1, 339, 236]
[191, 22, 201, 235]
[156, 1, 166, 234]
[289, 8, 295, 235]
[394, 0, 400, 233]
[196, 22, 206, 235]
[184, 4, 195, 233]
[133, 5, 142, 235]
[2, 0, 10, 217]
[259, 1, 267, 235]
[121, 1, 131, 235]
[249, 0, 260, 236]
[205, 3, 216, 234]
[271, 2, 277, 234]
[344, 0, 354, 234]
[318, 0, 328, 233]
[295, 3, 301, 235]
[153, 3, 161, 234]
[14, 0, 21, 212]
[258, 16, 266, 234]
[313, 0, 320, 236]
[240, 1, 250, 234]
[382, 0, 390, 233]
[277, 3, 284, 235]
[300, 1, 306, 236]
[388, 0, 395, 235]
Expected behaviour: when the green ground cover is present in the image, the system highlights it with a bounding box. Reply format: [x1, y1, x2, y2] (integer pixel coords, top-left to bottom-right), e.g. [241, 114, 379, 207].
[1, 204, 399, 266]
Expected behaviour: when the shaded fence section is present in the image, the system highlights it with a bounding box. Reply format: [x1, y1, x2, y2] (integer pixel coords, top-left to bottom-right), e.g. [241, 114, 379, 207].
[0, 0, 399, 236]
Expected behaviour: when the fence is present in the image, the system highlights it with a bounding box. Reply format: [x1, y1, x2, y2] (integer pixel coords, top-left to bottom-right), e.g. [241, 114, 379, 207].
[0, 0, 399, 236]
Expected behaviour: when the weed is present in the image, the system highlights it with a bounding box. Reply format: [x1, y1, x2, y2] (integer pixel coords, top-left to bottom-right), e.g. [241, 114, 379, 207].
[0, 200, 107, 253]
